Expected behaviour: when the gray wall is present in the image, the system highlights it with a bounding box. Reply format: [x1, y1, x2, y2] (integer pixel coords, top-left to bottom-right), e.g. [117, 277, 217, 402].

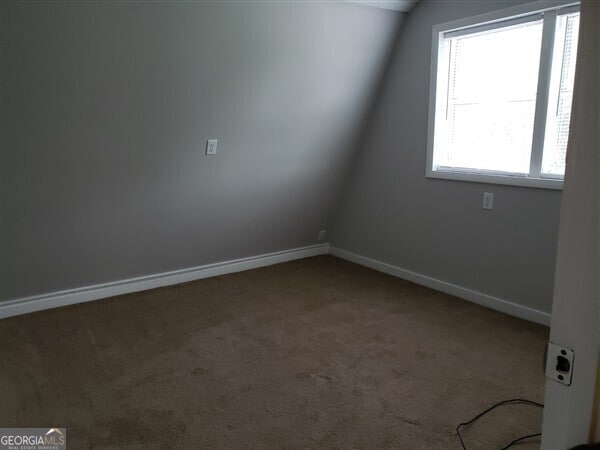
[0, 1, 402, 300]
[331, 0, 562, 314]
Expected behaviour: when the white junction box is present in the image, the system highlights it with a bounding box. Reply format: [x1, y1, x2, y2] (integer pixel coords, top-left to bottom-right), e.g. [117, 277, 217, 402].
[545, 342, 574, 386]
[206, 139, 218, 155]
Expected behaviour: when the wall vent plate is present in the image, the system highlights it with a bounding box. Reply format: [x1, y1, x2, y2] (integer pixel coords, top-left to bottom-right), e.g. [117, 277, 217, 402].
[545, 342, 574, 386]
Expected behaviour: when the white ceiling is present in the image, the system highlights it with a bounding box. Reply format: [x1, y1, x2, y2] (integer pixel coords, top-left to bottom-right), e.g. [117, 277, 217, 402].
[348, 0, 417, 12]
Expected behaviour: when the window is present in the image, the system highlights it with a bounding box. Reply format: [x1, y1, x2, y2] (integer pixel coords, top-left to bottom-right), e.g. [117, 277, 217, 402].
[426, 2, 580, 189]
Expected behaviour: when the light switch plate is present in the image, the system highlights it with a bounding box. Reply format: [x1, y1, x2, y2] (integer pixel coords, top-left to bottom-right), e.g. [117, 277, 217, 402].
[206, 139, 218, 155]
[545, 342, 574, 386]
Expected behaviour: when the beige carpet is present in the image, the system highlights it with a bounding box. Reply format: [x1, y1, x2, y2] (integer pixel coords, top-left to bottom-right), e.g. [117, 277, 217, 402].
[0, 255, 548, 449]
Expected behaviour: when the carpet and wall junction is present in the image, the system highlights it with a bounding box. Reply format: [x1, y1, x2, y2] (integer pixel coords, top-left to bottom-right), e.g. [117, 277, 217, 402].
[0, 256, 547, 449]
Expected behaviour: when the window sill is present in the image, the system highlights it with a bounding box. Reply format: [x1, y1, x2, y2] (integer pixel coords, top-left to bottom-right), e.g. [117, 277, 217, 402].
[426, 170, 564, 190]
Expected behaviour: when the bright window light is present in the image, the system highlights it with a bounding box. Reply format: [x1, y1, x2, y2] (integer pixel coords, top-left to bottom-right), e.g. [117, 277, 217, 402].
[427, 3, 580, 189]
[542, 12, 580, 177]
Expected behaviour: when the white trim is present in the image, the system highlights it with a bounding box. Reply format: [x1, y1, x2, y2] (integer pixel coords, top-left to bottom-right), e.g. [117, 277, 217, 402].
[541, 0, 599, 443]
[425, 0, 578, 190]
[443, 12, 543, 39]
[529, 10, 558, 178]
[329, 246, 551, 326]
[0, 242, 552, 326]
[0, 243, 329, 319]
[427, 170, 564, 189]
[425, 20, 441, 184]
[433, 0, 578, 36]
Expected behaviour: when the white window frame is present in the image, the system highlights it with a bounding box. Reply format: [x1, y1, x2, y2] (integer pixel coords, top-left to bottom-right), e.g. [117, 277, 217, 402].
[425, 0, 580, 190]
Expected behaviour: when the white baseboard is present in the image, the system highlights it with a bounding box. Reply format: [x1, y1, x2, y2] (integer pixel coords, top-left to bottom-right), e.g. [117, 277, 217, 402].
[0, 243, 329, 319]
[1, 243, 551, 325]
[329, 246, 551, 326]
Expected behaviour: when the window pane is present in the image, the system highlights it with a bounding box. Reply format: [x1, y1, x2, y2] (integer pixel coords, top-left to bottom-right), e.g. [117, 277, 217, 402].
[435, 20, 543, 174]
[541, 12, 580, 177]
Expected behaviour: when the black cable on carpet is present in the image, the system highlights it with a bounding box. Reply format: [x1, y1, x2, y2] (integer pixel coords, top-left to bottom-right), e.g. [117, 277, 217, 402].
[456, 398, 544, 450]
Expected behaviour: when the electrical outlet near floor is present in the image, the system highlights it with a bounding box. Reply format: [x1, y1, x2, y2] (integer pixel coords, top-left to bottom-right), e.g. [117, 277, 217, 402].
[545, 342, 574, 386]
[317, 229, 327, 241]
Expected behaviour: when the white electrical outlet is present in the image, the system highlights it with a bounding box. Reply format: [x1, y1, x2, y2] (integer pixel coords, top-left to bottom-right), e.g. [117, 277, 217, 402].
[482, 192, 494, 210]
[206, 139, 218, 155]
[318, 229, 327, 241]
[545, 342, 574, 386]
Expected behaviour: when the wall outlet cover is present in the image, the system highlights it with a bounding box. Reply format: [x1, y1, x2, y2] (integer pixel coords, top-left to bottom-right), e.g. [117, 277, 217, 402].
[483, 192, 494, 210]
[206, 139, 218, 155]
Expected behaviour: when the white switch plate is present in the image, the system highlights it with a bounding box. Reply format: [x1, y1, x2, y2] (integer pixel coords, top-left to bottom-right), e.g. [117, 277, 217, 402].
[206, 139, 218, 155]
[545, 342, 574, 386]
[483, 192, 494, 210]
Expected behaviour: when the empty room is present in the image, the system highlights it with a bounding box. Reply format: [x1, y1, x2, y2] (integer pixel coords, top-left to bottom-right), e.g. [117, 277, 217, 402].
[0, 0, 598, 448]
